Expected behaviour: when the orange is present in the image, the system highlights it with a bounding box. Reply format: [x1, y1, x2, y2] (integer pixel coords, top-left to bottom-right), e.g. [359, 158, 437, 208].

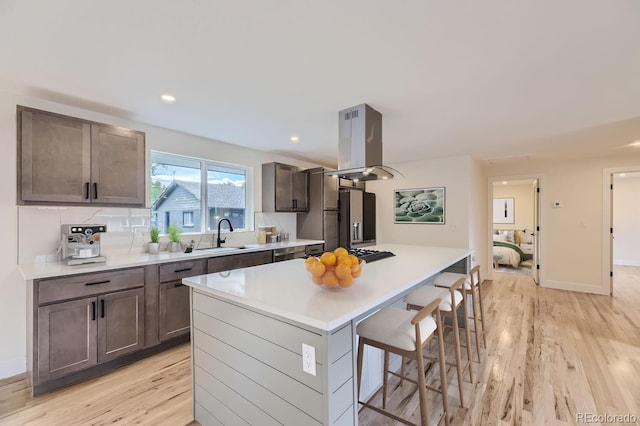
[351, 263, 362, 278]
[304, 257, 318, 271]
[311, 275, 324, 285]
[336, 255, 352, 266]
[322, 270, 339, 287]
[309, 261, 326, 277]
[320, 252, 337, 266]
[335, 263, 352, 279]
[348, 254, 360, 265]
[338, 275, 354, 288]
[334, 247, 349, 258]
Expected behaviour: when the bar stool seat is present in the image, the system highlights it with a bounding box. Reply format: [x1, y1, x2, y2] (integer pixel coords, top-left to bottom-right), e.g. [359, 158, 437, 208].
[433, 272, 470, 289]
[405, 286, 461, 312]
[404, 282, 473, 408]
[357, 300, 449, 426]
[357, 308, 437, 351]
[434, 267, 487, 362]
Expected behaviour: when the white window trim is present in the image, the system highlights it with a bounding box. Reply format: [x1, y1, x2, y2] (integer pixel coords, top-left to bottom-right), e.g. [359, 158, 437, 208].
[151, 150, 254, 233]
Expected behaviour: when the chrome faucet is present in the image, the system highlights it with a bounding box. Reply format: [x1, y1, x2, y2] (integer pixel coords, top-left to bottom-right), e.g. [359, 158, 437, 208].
[216, 218, 234, 247]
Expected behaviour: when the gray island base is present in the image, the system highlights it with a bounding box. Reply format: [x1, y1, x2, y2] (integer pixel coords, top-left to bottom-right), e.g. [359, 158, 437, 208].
[182, 244, 471, 426]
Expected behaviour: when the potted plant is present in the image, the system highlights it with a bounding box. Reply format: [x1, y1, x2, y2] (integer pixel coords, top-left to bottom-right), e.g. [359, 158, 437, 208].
[167, 224, 182, 252]
[148, 227, 160, 254]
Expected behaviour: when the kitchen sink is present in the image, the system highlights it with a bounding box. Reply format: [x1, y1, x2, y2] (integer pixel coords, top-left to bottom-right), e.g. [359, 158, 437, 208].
[194, 246, 248, 252]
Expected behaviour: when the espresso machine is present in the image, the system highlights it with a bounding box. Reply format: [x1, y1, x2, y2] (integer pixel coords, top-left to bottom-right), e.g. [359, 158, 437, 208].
[61, 224, 107, 265]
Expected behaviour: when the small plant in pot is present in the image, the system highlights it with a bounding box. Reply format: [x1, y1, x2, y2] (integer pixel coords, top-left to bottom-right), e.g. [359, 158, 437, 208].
[167, 225, 182, 252]
[148, 227, 160, 254]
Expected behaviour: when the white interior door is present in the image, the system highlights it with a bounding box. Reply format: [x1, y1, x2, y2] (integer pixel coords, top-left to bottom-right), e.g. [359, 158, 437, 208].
[532, 180, 540, 284]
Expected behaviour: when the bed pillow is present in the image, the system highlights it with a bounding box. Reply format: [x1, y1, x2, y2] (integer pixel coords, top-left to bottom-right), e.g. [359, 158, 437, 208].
[493, 233, 507, 242]
[499, 230, 515, 243]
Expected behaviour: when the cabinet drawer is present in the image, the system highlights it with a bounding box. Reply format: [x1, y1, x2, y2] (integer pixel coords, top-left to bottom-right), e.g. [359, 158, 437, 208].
[235, 251, 273, 269]
[38, 268, 144, 305]
[305, 244, 324, 256]
[159, 259, 205, 283]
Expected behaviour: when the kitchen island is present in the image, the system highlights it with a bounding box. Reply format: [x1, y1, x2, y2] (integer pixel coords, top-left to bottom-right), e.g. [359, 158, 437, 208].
[182, 243, 471, 426]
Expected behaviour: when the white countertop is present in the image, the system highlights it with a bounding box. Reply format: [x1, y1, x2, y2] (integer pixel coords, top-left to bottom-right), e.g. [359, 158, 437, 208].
[18, 239, 324, 280]
[182, 243, 470, 331]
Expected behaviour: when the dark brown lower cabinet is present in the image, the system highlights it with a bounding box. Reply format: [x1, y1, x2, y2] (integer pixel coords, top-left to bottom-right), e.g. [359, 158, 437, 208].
[36, 288, 145, 382]
[159, 283, 190, 341]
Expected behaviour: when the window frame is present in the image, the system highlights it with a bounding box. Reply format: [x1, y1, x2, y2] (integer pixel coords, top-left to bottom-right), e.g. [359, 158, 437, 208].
[151, 150, 253, 234]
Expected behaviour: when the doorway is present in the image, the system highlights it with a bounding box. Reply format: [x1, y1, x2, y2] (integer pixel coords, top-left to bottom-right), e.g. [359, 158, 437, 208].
[488, 176, 541, 284]
[608, 171, 640, 295]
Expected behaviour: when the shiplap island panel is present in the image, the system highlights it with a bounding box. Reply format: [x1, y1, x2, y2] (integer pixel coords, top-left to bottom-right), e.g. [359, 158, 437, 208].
[183, 244, 471, 425]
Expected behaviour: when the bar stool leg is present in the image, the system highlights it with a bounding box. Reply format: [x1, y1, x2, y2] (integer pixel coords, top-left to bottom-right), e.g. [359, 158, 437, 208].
[477, 282, 487, 348]
[382, 351, 389, 409]
[450, 304, 465, 408]
[470, 290, 482, 362]
[356, 338, 365, 400]
[435, 313, 450, 426]
[462, 291, 474, 383]
[415, 344, 430, 425]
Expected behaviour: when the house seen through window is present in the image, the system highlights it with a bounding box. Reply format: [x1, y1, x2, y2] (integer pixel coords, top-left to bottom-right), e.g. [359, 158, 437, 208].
[151, 151, 250, 234]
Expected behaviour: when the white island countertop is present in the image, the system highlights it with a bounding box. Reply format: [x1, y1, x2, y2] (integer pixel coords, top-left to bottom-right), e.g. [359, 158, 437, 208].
[19, 239, 324, 280]
[183, 243, 470, 331]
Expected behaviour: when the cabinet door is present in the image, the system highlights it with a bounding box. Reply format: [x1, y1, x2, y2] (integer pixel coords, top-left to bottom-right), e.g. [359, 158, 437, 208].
[91, 124, 145, 206]
[97, 288, 145, 363]
[159, 282, 190, 341]
[274, 164, 294, 211]
[19, 107, 91, 204]
[37, 297, 97, 382]
[291, 171, 309, 211]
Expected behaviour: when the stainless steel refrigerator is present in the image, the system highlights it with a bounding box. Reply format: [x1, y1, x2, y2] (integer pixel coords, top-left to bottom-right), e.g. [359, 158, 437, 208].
[296, 168, 339, 251]
[339, 189, 376, 248]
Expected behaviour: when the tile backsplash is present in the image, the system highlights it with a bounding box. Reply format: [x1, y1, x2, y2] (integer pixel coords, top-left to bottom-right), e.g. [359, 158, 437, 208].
[18, 206, 299, 264]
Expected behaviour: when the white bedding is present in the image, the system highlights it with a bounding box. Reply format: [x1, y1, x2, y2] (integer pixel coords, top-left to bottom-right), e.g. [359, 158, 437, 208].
[493, 245, 521, 267]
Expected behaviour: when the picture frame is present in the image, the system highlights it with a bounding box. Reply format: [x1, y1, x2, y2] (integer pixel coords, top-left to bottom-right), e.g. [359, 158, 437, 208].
[493, 197, 515, 224]
[394, 187, 445, 224]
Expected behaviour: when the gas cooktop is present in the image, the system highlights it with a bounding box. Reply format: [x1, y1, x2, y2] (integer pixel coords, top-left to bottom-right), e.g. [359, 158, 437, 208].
[348, 248, 396, 263]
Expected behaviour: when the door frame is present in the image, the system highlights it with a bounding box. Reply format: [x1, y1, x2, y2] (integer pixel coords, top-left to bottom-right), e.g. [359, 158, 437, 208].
[602, 166, 640, 295]
[487, 174, 545, 284]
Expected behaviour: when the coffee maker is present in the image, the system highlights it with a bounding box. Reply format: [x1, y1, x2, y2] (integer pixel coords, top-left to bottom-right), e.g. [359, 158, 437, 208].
[61, 224, 107, 265]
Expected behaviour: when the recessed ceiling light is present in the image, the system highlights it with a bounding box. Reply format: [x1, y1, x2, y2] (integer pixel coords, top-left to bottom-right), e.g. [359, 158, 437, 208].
[161, 94, 176, 103]
[631, 140, 640, 147]
[290, 136, 299, 143]
[502, 181, 508, 185]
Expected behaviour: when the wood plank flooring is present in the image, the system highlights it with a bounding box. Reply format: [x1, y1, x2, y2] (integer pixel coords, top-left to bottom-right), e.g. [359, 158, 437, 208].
[1, 266, 638, 425]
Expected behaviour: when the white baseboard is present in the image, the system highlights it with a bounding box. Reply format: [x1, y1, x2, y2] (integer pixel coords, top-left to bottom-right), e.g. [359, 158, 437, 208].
[543, 280, 609, 295]
[613, 259, 640, 267]
[0, 357, 26, 380]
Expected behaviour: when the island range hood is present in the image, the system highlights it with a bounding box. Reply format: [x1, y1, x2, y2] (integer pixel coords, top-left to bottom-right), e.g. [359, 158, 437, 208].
[324, 103, 402, 182]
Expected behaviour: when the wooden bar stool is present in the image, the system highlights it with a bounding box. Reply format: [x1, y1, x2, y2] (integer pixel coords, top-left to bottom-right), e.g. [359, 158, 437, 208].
[357, 299, 449, 426]
[404, 279, 473, 407]
[433, 265, 487, 362]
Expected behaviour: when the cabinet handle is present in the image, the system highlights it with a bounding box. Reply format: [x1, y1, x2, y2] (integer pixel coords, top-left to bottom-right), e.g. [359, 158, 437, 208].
[85, 182, 90, 200]
[93, 183, 98, 199]
[100, 299, 105, 318]
[292, 199, 297, 209]
[85, 280, 111, 286]
[174, 283, 185, 287]
[91, 301, 96, 321]
[174, 268, 192, 273]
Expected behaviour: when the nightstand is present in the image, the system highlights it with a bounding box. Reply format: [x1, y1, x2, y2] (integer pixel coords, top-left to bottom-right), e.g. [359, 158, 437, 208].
[520, 243, 534, 260]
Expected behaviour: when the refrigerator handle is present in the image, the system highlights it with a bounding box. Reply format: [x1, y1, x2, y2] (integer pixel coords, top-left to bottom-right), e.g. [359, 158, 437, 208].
[353, 222, 360, 241]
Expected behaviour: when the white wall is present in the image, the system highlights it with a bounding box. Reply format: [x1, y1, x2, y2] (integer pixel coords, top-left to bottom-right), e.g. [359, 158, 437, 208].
[0, 87, 318, 379]
[613, 175, 640, 266]
[493, 182, 534, 232]
[487, 155, 640, 295]
[367, 155, 480, 252]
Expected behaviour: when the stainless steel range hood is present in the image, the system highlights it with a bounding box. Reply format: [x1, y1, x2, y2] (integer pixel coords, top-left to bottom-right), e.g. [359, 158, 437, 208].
[324, 103, 402, 182]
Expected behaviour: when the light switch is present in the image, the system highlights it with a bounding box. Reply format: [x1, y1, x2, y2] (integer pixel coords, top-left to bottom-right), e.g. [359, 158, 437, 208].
[302, 343, 316, 376]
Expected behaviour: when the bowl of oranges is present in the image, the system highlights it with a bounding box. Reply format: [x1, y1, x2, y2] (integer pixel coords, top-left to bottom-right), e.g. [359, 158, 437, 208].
[304, 247, 364, 289]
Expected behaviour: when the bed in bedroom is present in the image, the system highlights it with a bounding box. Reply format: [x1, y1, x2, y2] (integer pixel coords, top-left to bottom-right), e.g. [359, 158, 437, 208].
[493, 230, 528, 268]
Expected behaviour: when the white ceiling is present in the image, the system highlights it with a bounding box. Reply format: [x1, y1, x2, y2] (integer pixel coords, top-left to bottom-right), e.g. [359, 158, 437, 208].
[1, 0, 640, 167]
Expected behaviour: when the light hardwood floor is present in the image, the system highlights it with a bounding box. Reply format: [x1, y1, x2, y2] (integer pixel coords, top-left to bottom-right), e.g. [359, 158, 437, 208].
[1, 267, 638, 425]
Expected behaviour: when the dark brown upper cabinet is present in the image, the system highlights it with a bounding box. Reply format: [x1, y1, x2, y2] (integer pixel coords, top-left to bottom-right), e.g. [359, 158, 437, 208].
[18, 106, 145, 206]
[262, 162, 309, 212]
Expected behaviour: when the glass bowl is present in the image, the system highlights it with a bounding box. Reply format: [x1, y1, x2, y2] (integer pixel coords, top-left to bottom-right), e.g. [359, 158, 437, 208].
[304, 258, 365, 289]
